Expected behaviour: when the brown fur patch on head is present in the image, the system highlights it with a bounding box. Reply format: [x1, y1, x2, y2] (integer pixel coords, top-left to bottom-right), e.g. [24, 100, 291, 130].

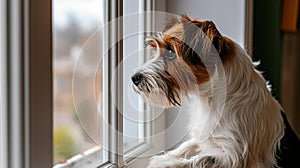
[180, 14, 235, 63]
[145, 36, 165, 48]
[165, 56, 210, 93]
[143, 15, 236, 96]
[217, 36, 236, 64]
[147, 15, 236, 61]
[146, 17, 183, 49]
[163, 16, 180, 32]
[181, 15, 221, 48]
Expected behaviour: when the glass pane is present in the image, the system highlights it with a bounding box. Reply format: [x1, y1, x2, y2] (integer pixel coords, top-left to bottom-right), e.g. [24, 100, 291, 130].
[123, 0, 146, 152]
[53, 0, 106, 167]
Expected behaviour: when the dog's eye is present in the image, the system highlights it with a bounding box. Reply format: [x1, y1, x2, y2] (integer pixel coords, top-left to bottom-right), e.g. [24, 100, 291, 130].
[164, 45, 176, 60]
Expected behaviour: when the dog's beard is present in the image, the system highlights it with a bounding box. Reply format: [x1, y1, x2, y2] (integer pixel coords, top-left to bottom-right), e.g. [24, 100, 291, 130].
[132, 58, 203, 107]
[133, 75, 182, 107]
[135, 87, 178, 107]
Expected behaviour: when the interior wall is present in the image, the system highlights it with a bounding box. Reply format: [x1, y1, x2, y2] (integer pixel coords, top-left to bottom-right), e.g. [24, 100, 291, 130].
[166, 0, 245, 47]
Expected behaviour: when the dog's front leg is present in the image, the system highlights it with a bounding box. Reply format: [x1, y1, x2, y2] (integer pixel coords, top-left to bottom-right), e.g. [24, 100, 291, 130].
[147, 139, 201, 168]
[167, 138, 201, 159]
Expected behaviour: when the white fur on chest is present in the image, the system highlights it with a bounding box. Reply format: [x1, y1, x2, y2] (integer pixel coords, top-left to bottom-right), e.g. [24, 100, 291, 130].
[188, 94, 214, 141]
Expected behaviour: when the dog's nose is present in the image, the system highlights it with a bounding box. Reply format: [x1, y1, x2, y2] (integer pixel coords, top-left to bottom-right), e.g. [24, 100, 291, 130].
[131, 73, 143, 86]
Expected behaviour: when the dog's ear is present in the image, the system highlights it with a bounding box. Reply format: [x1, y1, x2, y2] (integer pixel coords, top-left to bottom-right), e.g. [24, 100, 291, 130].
[180, 15, 206, 65]
[180, 15, 221, 52]
[180, 15, 234, 62]
[163, 16, 180, 32]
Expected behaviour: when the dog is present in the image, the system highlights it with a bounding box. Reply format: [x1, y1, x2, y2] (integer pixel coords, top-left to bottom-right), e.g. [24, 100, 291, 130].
[131, 15, 300, 168]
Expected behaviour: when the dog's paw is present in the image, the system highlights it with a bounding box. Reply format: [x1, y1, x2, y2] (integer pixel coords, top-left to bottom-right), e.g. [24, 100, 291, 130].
[147, 155, 188, 168]
[147, 155, 170, 168]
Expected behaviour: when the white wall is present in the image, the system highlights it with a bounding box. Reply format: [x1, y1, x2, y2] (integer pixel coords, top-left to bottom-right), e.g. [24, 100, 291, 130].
[165, 0, 246, 149]
[167, 0, 245, 47]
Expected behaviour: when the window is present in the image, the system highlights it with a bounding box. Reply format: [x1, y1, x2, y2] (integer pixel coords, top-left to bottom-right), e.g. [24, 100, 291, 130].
[123, 0, 149, 153]
[1, 0, 168, 168]
[52, 0, 107, 167]
[52, 0, 159, 167]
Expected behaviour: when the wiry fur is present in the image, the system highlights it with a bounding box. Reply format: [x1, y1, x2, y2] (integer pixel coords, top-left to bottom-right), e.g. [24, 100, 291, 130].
[132, 15, 285, 168]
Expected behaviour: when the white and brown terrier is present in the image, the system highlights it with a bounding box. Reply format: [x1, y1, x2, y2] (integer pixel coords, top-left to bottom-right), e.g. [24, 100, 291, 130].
[131, 15, 300, 168]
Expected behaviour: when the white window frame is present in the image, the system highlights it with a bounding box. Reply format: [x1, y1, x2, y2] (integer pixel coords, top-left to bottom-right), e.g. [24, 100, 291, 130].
[0, 0, 8, 167]
[1, 0, 164, 168]
[122, 0, 154, 160]
[108, 1, 162, 167]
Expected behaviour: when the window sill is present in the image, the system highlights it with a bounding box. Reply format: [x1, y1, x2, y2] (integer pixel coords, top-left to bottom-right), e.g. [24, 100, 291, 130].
[53, 146, 105, 168]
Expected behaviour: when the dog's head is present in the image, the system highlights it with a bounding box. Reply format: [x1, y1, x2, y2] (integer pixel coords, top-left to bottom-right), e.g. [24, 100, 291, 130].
[131, 15, 235, 107]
